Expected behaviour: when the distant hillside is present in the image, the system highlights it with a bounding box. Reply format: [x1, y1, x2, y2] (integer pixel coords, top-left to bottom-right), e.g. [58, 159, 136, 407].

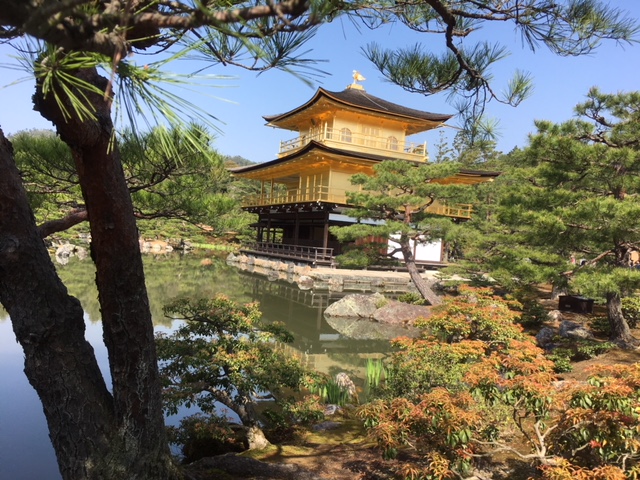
[224, 155, 255, 168]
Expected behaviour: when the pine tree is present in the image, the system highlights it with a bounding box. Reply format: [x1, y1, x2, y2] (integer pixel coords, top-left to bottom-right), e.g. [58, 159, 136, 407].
[331, 160, 477, 305]
[461, 89, 640, 347]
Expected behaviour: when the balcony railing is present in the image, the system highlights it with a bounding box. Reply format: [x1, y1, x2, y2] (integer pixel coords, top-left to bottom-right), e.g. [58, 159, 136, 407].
[244, 242, 334, 265]
[245, 185, 350, 206]
[279, 127, 428, 161]
[243, 187, 472, 219]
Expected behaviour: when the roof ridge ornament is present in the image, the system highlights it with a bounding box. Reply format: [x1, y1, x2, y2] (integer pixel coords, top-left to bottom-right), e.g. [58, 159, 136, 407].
[349, 70, 366, 90]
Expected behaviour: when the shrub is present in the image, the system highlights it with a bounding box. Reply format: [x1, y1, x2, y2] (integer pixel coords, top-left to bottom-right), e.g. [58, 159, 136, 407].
[262, 396, 325, 442]
[549, 338, 616, 363]
[549, 364, 640, 473]
[167, 413, 244, 463]
[335, 249, 377, 269]
[621, 296, 640, 328]
[156, 295, 312, 449]
[547, 348, 574, 373]
[589, 316, 611, 335]
[518, 298, 549, 328]
[397, 292, 427, 305]
[359, 287, 557, 478]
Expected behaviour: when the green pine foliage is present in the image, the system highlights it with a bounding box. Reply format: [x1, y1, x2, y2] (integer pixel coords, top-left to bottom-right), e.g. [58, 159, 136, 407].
[156, 295, 313, 448]
[11, 127, 255, 241]
[458, 90, 640, 346]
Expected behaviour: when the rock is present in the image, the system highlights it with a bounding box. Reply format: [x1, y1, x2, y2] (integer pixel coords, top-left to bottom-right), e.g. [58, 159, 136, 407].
[536, 327, 556, 348]
[373, 302, 431, 326]
[559, 320, 594, 340]
[312, 421, 342, 432]
[297, 275, 314, 290]
[324, 293, 386, 318]
[186, 452, 319, 480]
[547, 310, 563, 322]
[327, 277, 344, 292]
[323, 404, 341, 416]
[55, 243, 88, 265]
[325, 315, 420, 340]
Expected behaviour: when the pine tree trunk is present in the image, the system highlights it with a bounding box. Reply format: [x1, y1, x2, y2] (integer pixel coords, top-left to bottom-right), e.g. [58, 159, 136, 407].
[1, 68, 181, 479]
[550, 282, 568, 301]
[0, 129, 120, 479]
[399, 233, 442, 306]
[606, 292, 639, 349]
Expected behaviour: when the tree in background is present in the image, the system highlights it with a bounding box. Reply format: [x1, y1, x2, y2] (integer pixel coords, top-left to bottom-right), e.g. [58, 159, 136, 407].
[12, 127, 243, 238]
[331, 160, 477, 305]
[457, 89, 640, 347]
[0, 2, 637, 479]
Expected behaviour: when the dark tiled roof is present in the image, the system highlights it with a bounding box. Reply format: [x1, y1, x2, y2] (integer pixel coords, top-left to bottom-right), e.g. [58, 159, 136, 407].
[263, 87, 453, 124]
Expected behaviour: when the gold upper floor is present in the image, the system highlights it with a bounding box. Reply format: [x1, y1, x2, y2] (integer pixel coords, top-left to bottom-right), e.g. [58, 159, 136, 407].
[277, 124, 428, 161]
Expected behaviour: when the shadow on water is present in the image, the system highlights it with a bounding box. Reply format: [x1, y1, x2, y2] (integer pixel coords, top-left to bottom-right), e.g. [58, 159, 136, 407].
[1, 253, 404, 479]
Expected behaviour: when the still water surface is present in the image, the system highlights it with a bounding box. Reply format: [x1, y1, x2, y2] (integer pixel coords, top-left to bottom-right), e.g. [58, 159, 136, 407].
[0, 255, 393, 480]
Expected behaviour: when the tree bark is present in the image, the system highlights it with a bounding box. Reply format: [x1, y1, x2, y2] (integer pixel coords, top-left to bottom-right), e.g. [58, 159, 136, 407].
[399, 233, 442, 306]
[606, 291, 639, 349]
[0, 129, 117, 478]
[1, 67, 181, 478]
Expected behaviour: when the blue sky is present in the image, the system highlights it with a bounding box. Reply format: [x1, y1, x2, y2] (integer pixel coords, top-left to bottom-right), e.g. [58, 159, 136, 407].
[1, 1, 639, 163]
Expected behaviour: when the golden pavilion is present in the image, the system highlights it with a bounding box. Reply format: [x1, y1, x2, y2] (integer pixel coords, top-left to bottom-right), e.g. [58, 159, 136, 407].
[230, 77, 498, 266]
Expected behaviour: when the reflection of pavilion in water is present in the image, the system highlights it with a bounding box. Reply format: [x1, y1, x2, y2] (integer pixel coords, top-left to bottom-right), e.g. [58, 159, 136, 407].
[238, 271, 395, 376]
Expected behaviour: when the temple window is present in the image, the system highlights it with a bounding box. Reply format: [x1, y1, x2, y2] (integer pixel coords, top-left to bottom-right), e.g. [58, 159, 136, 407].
[340, 128, 352, 143]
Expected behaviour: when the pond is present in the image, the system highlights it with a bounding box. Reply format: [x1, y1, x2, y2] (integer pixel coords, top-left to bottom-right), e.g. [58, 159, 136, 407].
[0, 254, 394, 480]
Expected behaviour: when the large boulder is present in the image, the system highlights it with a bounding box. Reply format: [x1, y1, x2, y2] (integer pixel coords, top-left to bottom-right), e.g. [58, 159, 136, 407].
[536, 327, 557, 349]
[373, 302, 431, 325]
[325, 315, 420, 340]
[324, 292, 386, 318]
[559, 320, 594, 340]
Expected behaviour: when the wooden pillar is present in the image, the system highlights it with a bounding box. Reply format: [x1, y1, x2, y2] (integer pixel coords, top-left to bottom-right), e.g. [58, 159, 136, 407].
[294, 210, 300, 246]
[266, 213, 272, 244]
[322, 209, 329, 250]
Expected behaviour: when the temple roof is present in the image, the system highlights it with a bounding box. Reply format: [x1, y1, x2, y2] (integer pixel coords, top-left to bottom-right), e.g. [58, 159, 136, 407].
[229, 141, 499, 185]
[263, 87, 453, 135]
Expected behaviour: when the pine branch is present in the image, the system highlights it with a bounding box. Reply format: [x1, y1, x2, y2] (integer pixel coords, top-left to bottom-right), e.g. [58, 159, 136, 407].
[37, 208, 88, 238]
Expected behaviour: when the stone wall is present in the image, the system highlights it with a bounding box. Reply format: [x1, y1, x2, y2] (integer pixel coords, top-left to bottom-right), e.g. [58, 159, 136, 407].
[227, 252, 419, 295]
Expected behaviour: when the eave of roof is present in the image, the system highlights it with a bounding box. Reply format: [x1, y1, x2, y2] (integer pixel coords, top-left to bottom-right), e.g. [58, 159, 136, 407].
[263, 87, 453, 126]
[228, 141, 500, 180]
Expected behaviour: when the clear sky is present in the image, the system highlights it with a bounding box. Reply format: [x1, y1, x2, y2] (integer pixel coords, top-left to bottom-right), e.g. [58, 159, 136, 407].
[1, 1, 639, 163]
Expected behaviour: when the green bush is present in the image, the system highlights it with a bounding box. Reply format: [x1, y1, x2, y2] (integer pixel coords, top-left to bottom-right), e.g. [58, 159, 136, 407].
[167, 413, 244, 463]
[574, 340, 615, 360]
[518, 298, 549, 327]
[335, 249, 375, 269]
[397, 292, 427, 305]
[546, 339, 615, 369]
[621, 296, 640, 328]
[546, 348, 574, 373]
[589, 316, 611, 335]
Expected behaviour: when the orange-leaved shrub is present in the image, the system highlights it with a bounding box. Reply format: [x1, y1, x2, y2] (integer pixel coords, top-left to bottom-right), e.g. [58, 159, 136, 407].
[357, 287, 640, 479]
